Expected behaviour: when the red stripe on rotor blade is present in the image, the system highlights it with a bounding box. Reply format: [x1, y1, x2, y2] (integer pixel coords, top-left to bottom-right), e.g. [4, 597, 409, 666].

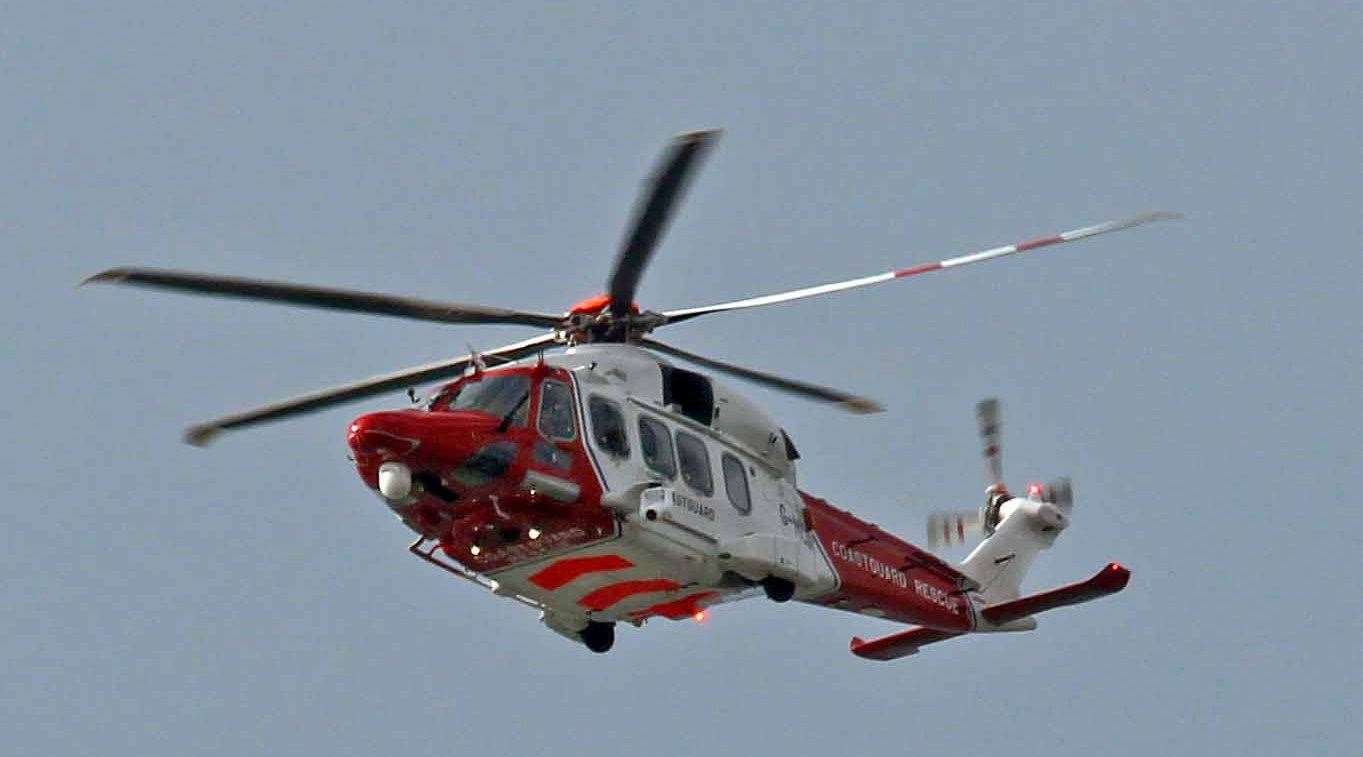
[528, 555, 634, 591]
[957, 518, 965, 541]
[1015, 234, 1064, 251]
[893, 262, 943, 278]
[578, 579, 681, 611]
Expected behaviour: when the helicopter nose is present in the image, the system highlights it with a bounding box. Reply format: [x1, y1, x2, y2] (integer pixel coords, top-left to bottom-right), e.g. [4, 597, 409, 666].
[347, 409, 504, 487]
[347, 410, 427, 459]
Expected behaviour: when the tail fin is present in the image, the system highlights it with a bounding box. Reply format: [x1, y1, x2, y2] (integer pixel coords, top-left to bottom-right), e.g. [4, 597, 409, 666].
[958, 493, 1070, 605]
[951, 398, 1077, 605]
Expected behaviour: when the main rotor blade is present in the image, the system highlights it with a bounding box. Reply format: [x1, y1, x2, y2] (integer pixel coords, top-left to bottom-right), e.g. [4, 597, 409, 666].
[607, 130, 721, 318]
[184, 333, 556, 446]
[639, 338, 882, 415]
[83, 267, 562, 329]
[661, 211, 1181, 325]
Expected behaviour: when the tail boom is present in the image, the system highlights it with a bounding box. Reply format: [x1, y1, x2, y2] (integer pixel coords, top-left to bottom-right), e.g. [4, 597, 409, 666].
[800, 493, 977, 632]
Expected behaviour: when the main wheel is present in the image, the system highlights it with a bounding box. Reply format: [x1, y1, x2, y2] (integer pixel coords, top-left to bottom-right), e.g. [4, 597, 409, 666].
[761, 576, 796, 603]
[579, 621, 615, 654]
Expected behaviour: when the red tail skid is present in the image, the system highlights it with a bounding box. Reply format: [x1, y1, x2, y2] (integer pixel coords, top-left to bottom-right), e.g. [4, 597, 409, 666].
[849, 563, 1131, 661]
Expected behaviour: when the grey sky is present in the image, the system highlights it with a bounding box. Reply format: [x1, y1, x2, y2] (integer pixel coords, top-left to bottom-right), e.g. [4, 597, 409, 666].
[4, 2, 1360, 755]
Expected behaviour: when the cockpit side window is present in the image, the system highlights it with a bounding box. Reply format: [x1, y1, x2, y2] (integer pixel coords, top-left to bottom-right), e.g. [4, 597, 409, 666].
[588, 396, 629, 458]
[446, 374, 530, 426]
[538, 379, 576, 441]
[638, 415, 677, 479]
[675, 431, 714, 496]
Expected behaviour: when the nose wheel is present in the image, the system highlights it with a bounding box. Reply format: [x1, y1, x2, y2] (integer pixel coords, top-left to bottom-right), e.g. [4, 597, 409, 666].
[579, 621, 616, 654]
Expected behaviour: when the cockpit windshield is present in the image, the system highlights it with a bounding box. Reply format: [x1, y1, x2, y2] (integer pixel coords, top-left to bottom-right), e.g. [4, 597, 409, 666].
[443, 374, 531, 426]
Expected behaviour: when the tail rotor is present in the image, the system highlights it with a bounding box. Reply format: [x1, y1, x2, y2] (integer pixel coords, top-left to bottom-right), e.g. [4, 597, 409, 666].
[926, 399, 1076, 553]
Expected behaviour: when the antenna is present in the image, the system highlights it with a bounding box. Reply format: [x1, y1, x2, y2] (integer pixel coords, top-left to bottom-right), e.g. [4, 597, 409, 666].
[467, 343, 487, 375]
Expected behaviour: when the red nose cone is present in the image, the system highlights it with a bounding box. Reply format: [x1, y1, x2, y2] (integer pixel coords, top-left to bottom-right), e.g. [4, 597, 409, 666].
[347, 409, 502, 465]
[347, 410, 428, 458]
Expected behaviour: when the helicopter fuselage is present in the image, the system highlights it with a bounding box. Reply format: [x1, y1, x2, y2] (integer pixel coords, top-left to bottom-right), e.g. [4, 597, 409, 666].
[348, 345, 974, 642]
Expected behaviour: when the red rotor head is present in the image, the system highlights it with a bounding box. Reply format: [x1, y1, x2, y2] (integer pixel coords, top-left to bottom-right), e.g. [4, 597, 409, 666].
[567, 293, 640, 317]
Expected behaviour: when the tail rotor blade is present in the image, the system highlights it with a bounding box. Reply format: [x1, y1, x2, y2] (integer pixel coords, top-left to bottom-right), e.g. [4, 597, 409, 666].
[1046, 477, 1074, 511]
[976, 398, 1003, 488]
[927, 510, 984, 551]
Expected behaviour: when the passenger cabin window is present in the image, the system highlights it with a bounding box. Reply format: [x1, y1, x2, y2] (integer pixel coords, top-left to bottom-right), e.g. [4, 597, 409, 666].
[722, 453, 751, 514]
[588, 396, 629, 458]
[675, 431, 713, 496]
[538, 379, 576, 441]
[447, 374, 530, 427]
[638, 416, 677, 479]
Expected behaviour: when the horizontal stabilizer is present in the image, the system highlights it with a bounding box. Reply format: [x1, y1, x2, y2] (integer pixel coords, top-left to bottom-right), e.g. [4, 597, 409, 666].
[849, 627, 963, 661]
[848, 563, 1130, 661]
[980, 562, 1130, 626]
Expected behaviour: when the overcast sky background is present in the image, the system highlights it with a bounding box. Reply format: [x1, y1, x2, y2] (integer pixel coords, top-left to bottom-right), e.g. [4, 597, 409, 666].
[5, 2, 1361, 755]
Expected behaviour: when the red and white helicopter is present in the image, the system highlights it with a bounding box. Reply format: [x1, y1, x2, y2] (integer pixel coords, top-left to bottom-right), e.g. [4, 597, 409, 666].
[86, 131, 1172, 658]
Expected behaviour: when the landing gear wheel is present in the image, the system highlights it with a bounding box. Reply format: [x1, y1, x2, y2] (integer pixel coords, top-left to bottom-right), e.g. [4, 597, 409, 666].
[761, 576, 796, 603]
[579, 621, 615, 654]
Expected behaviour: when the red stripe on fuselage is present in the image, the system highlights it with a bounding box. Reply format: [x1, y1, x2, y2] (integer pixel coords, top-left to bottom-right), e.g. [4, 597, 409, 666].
[578, 579, 681, 611]
[630, 591, 718, 621]
[528, 554, 635, 591]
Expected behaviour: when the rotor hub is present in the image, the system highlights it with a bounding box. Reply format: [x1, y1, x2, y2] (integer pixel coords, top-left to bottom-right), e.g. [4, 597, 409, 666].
[566, 294, 639, 318]
[562, 294, 663, 344]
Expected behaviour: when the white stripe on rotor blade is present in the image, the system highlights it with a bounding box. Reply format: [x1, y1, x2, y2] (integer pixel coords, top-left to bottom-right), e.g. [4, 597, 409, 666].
[664, 271, 896, 318]
[939, 244, 1017, 269]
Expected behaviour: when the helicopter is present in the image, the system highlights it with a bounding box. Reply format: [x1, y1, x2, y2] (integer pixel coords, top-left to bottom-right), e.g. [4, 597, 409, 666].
[85, 130, 1171, 657]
